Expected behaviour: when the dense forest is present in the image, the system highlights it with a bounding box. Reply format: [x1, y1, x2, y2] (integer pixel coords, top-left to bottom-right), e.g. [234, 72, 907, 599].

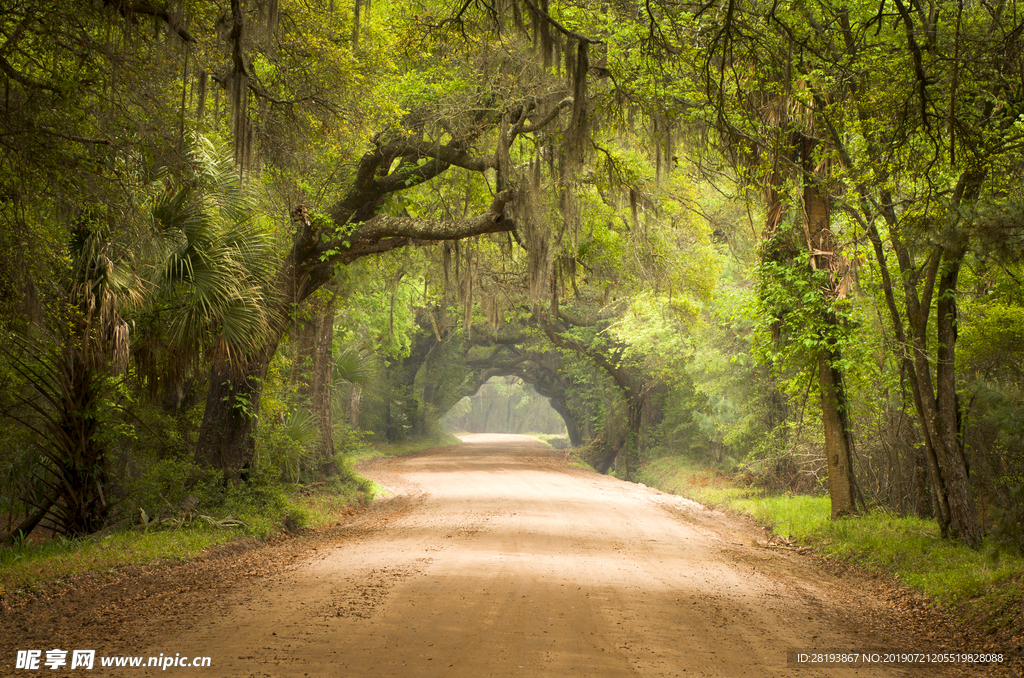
[0, 0, 1022, 557]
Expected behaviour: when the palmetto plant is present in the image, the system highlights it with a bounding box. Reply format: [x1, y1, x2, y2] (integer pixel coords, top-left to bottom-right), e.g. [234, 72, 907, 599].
[1, 137, 276, 542]
[280, 407, 319, 483]
[138, 136, 274, 386]
[332, 346, 374, 432]
[1, 219, 142, 539]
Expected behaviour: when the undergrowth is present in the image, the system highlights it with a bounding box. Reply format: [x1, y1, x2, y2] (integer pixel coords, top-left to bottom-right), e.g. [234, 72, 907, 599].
[0, 454, 379, 600]
[348, 431, 462, 463]
[0, 434, 456, 599]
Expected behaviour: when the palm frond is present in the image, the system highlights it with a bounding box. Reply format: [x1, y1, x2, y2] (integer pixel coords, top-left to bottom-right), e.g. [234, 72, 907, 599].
[334, 346, 374, 386]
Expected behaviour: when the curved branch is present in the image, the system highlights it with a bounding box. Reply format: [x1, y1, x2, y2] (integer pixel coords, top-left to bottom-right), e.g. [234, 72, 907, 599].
[516, 97, 574, 134]
[377, 138, 497, 176]
[521, 0, 602, 44]
[0, 55, 61, 93]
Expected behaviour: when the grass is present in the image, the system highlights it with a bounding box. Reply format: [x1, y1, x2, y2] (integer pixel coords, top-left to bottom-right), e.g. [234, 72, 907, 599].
[0, 527, 237, 599]
[0, 471, 378, 601]
[0, 435, 458, 599]
[635, 455, 1024, 620]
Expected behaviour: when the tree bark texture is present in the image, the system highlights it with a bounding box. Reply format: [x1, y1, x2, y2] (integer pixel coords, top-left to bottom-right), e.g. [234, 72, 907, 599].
[292, 294, 337, 477]
[194, 338, 279, 474]
[347, 383, 362, 429]
[934, 246, 981, 545]
[817, 348, 856, 517]
[885, 195, 980, 545]
[801, 138, 858, 517]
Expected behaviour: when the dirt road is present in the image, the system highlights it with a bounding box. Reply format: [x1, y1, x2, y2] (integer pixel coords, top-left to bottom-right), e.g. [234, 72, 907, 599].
[3, 435, 996, 676]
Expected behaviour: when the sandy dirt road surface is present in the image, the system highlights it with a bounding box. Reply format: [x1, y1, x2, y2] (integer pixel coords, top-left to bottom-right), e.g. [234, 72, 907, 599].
[2, 435, 1008, 677]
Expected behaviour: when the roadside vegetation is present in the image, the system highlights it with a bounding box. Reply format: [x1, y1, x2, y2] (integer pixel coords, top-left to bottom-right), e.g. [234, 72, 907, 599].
[1, 449, 384, 604]
[636, 457, 1024, 642]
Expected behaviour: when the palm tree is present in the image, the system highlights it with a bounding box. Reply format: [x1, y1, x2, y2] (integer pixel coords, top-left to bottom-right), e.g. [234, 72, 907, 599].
[2, 216, 142, 539]
[1, 136, 275, 541]
[138, 136, 274, 398]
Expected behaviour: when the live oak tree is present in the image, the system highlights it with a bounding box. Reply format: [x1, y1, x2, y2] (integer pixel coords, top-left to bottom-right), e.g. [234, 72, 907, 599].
[191, 0, 615, 471]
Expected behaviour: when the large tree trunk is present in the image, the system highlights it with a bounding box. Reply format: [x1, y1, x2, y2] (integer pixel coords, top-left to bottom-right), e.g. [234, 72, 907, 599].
[194, 340, 278, 474]
[292, 294, 337, 477]
[934, 247, 981, 545]
[802, 139, 858, 518]
[818, 347, 857, 516]
[548, 393, 583, 446]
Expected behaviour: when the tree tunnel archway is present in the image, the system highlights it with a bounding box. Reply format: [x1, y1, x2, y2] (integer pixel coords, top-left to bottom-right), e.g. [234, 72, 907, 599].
[439, 376, 568, 439]
[379, 315, 582, 448]
[456, 349, 586, 448]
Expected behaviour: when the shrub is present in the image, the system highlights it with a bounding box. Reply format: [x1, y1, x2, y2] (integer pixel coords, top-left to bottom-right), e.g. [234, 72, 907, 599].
[130, 458, 221, 519]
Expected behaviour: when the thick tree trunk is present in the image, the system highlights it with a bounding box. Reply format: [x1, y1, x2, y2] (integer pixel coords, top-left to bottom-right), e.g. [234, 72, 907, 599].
[292, 295, 337, 477]
[1, 505, 49, 546]
[802, 134, 858, 518]
[549, 393, 583, 446]
[818, 347, 857, 516]
[934, 248, 981, 545]
[194, 340, 278, 474]
[542, 319, 652, 469]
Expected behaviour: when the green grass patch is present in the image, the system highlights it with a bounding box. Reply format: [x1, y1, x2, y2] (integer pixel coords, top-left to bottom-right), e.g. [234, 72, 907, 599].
[0, 527, 236, 597]
[636, 455, 1024, 615]
[287, 474, 379, 529]
[0, 468, 378, 601]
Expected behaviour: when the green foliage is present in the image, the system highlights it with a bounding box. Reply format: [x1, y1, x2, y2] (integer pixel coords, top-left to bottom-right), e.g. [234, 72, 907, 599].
[991, 482, 1024, 557]
[753, 251, 862, 373]
[129, 458, 222, 521]
[0, 0, 1020, 561]
[332, 422, 373, 458]
[254, 407, 313, 485]
[0, 469, 379, 597]
[222, 463, 290, 539]
[0, 529, 236, 596]
[143, 136, 276, 364]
